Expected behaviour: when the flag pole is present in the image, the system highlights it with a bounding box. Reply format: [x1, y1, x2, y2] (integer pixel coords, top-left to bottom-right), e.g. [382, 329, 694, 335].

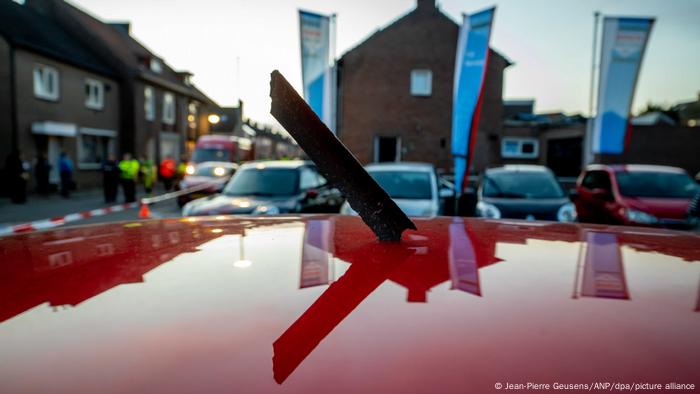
[584, 11, 600, 166]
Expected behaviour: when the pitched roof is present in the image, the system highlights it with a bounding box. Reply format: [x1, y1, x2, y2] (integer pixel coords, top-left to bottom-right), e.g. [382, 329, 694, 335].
[42, 0, 217, 105]
[0, 0, 113, 76]
[339, 3, 510, 66]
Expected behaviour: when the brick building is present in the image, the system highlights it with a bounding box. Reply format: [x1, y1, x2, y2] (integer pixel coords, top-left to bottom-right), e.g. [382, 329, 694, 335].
[27, 0, 219, 163]
[0, 0, 120, 188]
[336, 0, 510, 172]
[500, 100, 700, 178]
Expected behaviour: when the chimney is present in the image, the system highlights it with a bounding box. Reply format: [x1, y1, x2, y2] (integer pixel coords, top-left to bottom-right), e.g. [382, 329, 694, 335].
[416, 0, 435, 12]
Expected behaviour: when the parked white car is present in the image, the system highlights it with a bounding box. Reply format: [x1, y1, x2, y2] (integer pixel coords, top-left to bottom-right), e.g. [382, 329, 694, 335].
[340, 162, 448, 217]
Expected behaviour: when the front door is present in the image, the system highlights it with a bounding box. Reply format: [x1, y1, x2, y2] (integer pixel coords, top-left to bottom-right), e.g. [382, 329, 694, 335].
[375, 136, 401, 162]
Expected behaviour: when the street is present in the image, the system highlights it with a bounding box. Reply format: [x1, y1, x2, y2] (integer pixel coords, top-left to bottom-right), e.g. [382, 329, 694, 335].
[0, 186, 182, 231]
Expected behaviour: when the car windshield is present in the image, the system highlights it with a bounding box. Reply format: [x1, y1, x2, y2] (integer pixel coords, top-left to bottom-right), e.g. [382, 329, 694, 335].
[483, 171, 565, 199]
[223, 168, 298, 197]
[615, 171, 699, 198]
[369, 170, 433, 200]
[194, 165, 234, 178]
[192, 148, 230, 163]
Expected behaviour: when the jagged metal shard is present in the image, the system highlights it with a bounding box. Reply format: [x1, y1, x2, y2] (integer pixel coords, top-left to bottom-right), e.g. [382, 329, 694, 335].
[269, 70, 416, 241]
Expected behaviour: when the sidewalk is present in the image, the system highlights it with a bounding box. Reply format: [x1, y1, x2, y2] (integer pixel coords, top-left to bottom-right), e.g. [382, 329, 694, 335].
[0, 186, 166, 227]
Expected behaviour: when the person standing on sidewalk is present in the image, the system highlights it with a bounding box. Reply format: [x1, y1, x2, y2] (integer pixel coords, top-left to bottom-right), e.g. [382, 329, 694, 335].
[159, 155, 176, 191]
[58, 152, 74, 198]
[35, 152, 51, 196]
[119, 153, 139, 203]
[140, 157, 157, 196]
[5, 150, 28, 204]
[102, 154, 119, 203]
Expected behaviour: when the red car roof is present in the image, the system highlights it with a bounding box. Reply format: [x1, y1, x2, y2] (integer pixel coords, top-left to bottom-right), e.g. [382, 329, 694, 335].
[0, 216, 698, 392]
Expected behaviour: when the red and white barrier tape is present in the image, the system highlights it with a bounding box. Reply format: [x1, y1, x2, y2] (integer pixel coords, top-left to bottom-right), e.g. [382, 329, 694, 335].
[0, 202, 139, 236]
[0, 182, 221, 236]
[141, 181, 220, 205]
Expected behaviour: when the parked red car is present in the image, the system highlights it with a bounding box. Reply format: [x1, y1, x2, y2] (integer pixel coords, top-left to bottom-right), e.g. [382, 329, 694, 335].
[575, 164, 700, 228]
[0, 216, 699, 392]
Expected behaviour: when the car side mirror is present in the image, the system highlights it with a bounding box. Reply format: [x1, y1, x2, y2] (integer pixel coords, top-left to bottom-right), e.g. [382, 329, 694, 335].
[439, 187, 454, 199]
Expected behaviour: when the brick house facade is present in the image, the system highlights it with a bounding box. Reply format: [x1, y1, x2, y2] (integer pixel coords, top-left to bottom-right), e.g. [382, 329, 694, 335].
[337, 0, 510, 173]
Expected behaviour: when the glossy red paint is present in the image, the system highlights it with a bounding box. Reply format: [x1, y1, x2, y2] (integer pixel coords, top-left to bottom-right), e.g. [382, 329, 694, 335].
[0, 216, 698, 393]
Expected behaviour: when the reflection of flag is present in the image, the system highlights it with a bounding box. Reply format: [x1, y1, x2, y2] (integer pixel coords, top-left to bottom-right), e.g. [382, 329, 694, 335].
[451, 7, 495, 193]
[300, 220, 334, 288]
[592, 17, 654, 154]
[448, 219, 481, 296]
[580, 232, 629, 299]
[299, 10, 335, 131]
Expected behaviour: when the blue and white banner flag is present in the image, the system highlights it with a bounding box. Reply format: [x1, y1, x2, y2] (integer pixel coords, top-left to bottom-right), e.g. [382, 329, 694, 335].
[299, 10, 335, 132]
[593, 17, 654, 154]
[451, 7, 495, 194]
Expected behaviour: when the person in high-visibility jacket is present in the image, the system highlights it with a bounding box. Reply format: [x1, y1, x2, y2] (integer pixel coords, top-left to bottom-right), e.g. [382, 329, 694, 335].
[176, 154, 189, 184]
[140, 157, 157, 196]
[119, 153, 140, 203]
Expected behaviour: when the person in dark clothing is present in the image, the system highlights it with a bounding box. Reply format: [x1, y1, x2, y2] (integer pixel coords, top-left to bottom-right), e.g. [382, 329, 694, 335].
[102, 154, 119, 203]
[5, 150, 27, 204]
[35, 152, 51, 196]
[58, 152, 74, 198]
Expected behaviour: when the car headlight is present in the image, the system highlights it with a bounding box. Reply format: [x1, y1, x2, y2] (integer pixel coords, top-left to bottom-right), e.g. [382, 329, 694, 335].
[185, 164, 195, 175]
[476, 201, 501, 219]
[625, 208, 658, 224]
[557, 202, 577, 222]
[252, 205, 280, 215]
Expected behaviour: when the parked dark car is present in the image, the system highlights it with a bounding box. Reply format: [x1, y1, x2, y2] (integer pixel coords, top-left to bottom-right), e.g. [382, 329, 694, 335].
[182, 160, 343, 216]
[176, 162, 238, 207]
[476, 165, 576, 222]
[575, 164, 700, 228]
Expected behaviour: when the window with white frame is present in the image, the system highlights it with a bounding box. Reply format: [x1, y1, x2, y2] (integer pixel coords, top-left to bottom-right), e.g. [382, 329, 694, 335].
[410, 69, 432, 97]
[144, 86, 155, 121]
[77, 128, 117, 169]
[162, 92, 176, 125]
[84, 78, 105, 110]
[501, 137, 539, 159]
[33, 64, 60, 101]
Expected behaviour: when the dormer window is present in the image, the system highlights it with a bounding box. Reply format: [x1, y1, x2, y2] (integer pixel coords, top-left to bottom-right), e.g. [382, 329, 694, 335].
[150, 58, 162, 74]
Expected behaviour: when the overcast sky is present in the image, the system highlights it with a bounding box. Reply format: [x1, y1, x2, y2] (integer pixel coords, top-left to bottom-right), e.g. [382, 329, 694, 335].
[69, 0, 700, 126]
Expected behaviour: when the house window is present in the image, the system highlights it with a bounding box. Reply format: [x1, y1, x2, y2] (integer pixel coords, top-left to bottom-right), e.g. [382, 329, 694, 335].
[501, 137, 539, 159]
[84, 78, 105, 110]
[144, 86, 155, 121]
[33, 65, 59, 101]
[162, 92, 176, 125]
[77, 128, 117, 169]
[188, 102, 198, 129]
[150, 58, 162, 73]
[410, 69, 432, 97]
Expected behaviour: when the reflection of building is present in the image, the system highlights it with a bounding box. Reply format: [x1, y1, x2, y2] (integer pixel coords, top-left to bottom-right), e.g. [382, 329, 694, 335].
[336, 0, 510, 172]
[0, 220, 220, 324]
[0, 0, 120, 188]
